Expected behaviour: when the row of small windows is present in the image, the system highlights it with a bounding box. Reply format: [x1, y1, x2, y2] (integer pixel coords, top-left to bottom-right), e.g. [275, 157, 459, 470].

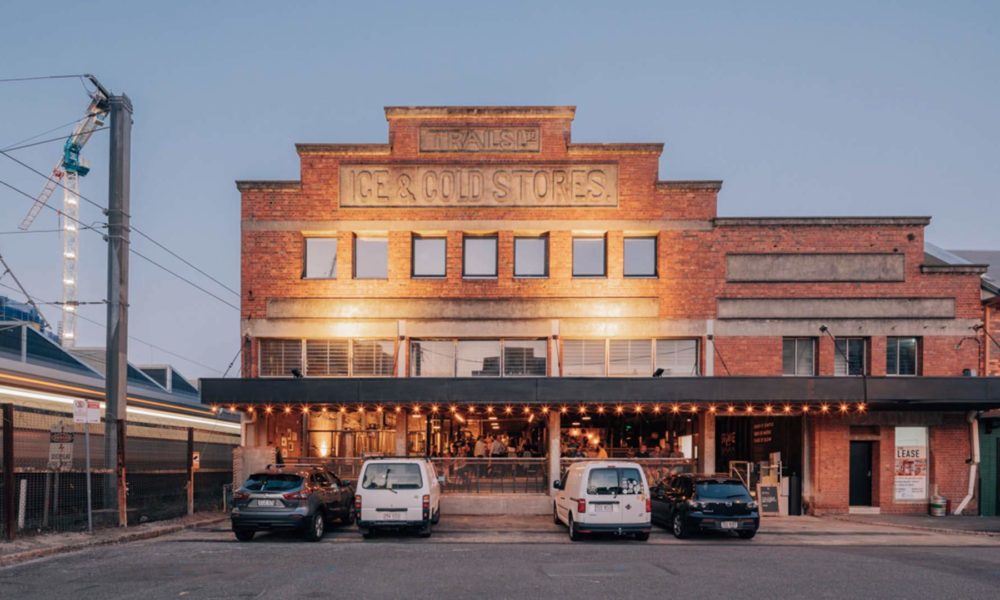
[782, 336, 919, 377]
[303, 234, 658, 280]
[259, 337, 698, 378]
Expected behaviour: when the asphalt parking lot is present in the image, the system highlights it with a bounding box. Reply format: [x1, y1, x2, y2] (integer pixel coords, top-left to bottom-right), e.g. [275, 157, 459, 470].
[3, 515, 1000, 599]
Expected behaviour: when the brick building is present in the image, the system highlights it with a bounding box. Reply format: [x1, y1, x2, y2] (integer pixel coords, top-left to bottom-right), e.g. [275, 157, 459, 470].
[203, 106, 1000, 515]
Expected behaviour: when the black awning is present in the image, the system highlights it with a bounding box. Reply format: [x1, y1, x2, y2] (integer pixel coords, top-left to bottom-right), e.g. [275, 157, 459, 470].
[199, 376, 1000, 411]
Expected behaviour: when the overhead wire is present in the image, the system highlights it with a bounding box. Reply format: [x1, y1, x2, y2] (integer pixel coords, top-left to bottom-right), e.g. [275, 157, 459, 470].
[1, 113, 103, 152]
[0, 74, 90, 83]
[0, 128, 109, 153]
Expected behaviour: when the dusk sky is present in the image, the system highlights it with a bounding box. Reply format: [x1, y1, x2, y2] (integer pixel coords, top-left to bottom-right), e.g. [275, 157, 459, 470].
[1, 1, 997, 379]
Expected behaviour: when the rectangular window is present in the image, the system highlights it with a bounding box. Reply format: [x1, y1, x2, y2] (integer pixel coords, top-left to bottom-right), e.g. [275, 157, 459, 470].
[782, 338, 815, 376]
[563, 339, 606, 376]
[463, 236, 498, 278]
[351, 339, 395, 376]
[609, 339, 653, 376]
[303, 238, 337, 279]
[353, 236, 388, 279]
[259, 339, 302, 377]
[887, 337, 919, 376]
[572, 237, 606, 277]
[503, 339, 548, 376]
[514, 236, 548, 277]
[412, 236, 446, 278]
[305, 339, 349, 376]
[456, 340, 501, 377]
[655, 339, 700, 376]
[624, 237, 657, 277]
[834, 338, 867, 376]
[409, 340, 456, 377]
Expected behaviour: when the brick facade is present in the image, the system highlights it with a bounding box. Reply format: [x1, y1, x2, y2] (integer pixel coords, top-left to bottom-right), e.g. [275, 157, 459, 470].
[237, 106, 993, 514]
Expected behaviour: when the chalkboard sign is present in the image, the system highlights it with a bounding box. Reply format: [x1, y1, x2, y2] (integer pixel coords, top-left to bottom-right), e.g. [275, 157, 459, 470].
[757, 485, 780, 515]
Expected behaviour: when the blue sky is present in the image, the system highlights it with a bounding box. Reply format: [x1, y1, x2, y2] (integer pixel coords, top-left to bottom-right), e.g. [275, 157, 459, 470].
[1, 1, 997, 378]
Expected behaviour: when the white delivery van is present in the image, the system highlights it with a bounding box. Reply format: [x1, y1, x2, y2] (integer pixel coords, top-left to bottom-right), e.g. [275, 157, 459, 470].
[355, 458, 442, 538]
[553, 461, 651, 541]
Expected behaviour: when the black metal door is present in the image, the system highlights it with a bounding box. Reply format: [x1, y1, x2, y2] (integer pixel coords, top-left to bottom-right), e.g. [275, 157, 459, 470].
[849, 441, 873, 506]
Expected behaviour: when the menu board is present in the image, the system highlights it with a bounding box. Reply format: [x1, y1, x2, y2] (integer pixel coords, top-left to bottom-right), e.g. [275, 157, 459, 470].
[894, 427, 928, 501]
[757, 485, 781, 515]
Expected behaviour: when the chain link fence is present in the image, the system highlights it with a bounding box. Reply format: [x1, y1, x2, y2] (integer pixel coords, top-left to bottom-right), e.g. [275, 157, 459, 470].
[1, 403, 238, 539]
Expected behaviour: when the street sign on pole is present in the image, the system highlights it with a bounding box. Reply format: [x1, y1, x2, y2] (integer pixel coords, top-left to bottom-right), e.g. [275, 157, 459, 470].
[73, 399, 101, 424]
[47, 421, 74, 472]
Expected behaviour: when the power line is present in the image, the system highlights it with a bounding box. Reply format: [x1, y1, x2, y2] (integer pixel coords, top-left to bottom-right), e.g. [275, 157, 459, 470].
[0, 148, 108, 212]
[0, 74, 89, 83]
[131, 227, 239, 297]
[0, 229, 62, 235]
[0, 128, 109, 153]
[0, 175, 106, 234]
[1, 113, 101, 152]
[0, 280, 223, 375]
[129, 248, 241, 311]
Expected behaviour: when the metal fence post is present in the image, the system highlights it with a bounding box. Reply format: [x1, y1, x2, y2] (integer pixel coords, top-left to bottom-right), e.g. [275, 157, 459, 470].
[186, 427, 194, 516]
[3, 403, 15, 541]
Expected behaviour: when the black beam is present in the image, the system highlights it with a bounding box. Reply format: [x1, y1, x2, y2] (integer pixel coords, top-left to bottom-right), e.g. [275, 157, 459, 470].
[3, 403, 14, 541]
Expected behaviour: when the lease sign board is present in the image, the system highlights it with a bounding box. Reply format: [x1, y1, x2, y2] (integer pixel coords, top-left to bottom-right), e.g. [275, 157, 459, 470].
[47, 420, 74, 471]
[894, 427, 928, 501]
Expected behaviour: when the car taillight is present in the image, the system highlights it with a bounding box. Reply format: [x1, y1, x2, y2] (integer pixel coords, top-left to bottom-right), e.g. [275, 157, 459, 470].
[577, 499, 586, 514]
[422, 494, 431, 521]
[282, 489, 310, 501]
[233, 490, 250, 501]
[645, 499, 651, 513]
[355, 494, 362, 510]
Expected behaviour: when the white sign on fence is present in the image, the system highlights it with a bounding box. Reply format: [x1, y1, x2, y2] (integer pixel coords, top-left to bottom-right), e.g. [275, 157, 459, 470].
[47, 420, 74, 471]
[73, 399, 101, 424]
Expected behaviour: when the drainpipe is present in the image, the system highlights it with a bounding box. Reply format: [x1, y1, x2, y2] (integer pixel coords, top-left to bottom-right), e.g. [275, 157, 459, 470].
[953, 410, 980, 515]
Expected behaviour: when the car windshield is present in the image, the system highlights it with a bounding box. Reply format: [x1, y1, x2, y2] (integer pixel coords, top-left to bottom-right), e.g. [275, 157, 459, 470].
[362, 463, 423, 490]
[586, 467, 644, 495]
[695, 482, 751, 500]
[243, 473, 303, 492]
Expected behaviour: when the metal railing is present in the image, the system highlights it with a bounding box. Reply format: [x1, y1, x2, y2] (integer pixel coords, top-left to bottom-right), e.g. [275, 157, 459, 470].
[432, 458, 548, 494]
[559, 457, 695, 486]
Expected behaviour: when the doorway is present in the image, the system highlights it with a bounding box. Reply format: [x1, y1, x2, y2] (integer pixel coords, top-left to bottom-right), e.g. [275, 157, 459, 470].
[849, 441, 874, 506]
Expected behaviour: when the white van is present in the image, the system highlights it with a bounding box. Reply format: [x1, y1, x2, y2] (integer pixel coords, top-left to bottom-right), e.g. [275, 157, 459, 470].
[355, 458, 442, 538]
[553, 461, 651, 541]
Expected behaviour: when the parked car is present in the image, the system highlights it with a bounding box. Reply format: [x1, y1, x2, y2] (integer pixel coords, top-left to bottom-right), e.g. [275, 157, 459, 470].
[552, 461, 651, 541]
[355, 458, 442, 538]
[231, 465, 356, 542]
[651, 474, 759, 539]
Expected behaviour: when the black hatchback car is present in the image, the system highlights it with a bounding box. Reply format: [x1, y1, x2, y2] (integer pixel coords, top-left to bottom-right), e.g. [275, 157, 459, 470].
[231, 466, 356, 542]
[651, 474, 759, 539]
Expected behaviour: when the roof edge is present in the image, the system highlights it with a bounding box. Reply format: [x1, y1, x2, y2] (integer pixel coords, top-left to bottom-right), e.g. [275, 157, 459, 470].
[920, 264, 989, 275]
[658, 180, 724, 191]
[236, 180, 301, 192]
[295, 143, 391, 155]
[385, 106, 576, 120]
[568, 143, 664, 154]
[715, 216, 932, 227]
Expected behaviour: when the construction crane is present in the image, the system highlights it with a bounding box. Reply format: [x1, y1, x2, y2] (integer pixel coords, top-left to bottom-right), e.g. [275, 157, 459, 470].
[18, 74, 110, 348]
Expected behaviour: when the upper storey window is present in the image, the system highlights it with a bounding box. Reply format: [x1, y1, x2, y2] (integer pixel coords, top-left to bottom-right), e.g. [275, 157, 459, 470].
[572, 236, 606, 277]
[834, 338, 867, 376]
[514, 236, 548, 278]
[463, 235, 498, 278]
[303, 238, 337, 279]
[624, 237, 657, 277]
[887, 337, 919, 376]
[782, 337, 816, 376]
[412, 235, 446, 278]
[354, 236, 388, 279]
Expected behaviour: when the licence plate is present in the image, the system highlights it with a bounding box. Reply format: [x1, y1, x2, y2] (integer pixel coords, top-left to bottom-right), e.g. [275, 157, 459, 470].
[595, 504, 614, 513]
[381, 512, 400, 521]
[254, 499, 278, 507]
[720, 520, 738, 529]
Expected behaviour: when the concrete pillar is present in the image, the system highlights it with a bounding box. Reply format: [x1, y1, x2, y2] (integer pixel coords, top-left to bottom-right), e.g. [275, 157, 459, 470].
[697, 411, 715, 473]
[394, 411, 408, 456]
[548, 411, 561, 496]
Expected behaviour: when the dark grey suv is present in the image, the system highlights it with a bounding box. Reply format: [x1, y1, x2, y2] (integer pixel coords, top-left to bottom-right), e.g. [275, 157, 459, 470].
[231, 466, 356, 542]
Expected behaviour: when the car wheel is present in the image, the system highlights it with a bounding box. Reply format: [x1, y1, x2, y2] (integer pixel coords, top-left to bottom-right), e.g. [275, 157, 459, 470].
[359, 527, 373, 539]
[343, 508, 356, 525]
[553, 503, 561, 526]
[635, 531, 650, 541]
[418, 522, 432, 538]
[568, 514, 583, 542]
[431, 507, 440, 525]
[234, 529, 255, 542]
[672, 513, 689, 539]
[304, 511, 325, 542]
[738, 529, 757, 540]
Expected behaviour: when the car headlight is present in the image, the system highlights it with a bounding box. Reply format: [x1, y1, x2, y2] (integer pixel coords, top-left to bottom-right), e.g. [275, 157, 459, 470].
[747, 501, 758, 510]
[688, 500, 704, 510]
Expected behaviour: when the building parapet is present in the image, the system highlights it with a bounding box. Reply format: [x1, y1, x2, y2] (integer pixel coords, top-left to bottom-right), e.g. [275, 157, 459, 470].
[921, 264, 990, 275]
[657, 180, 724, 191]
[714, 216, 931, 227]
[294, 143, 391, 155]
[384, 106, 576, 120]
[235, 180, 301, 191]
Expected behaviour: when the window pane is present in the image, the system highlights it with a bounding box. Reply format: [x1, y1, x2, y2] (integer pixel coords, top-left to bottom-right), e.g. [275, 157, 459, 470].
[412, 237, 446, 277]
[457, 340, 501, 377]
[304, 238, 337, 279]
[656, 339, 699, 376]
[503, 340, 547, 376]
[572, 238, 605, 277]
[624, 237, 656, 277]
[410, 340, 455, 377]
[898, 337, 917, 375]
[305, 339, 349, 376]
[354, 238, 388, 279]
[514, 237, 547, 277]
[609, 339, 652, 376]
[887, 339, 899, 374]
[563, 339, 606, 376]
[796, 339, 815, 375]
[260, 339, 302, 377]
[352, 340, 394, 376]
[463, 237, 497, 277]
[782, 339, 796, 375]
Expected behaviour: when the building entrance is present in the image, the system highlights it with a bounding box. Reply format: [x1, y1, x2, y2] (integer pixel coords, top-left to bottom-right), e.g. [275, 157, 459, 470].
[849, 441, 874, 506]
